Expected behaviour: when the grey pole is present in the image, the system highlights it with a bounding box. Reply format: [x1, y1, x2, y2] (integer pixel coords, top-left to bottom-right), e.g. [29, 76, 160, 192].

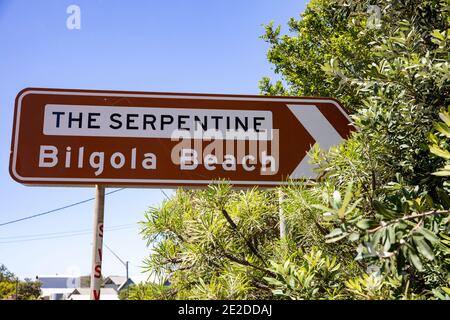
[90, 185, 105, 300]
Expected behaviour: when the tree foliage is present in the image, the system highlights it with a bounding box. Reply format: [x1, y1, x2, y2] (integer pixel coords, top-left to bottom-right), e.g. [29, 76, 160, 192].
[132, 0, 450, 300]
[0, 264, 41, 300]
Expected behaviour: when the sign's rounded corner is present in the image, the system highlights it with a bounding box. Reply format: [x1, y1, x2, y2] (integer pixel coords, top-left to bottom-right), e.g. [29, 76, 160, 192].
[325, 96, 344, 107]
[8, 162, 26, 185]
[15, 88, 39, 108]
[16, 87, 36, 98]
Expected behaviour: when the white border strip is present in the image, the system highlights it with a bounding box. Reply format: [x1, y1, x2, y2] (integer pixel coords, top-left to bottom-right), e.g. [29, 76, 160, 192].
[12, 89, 351, 185]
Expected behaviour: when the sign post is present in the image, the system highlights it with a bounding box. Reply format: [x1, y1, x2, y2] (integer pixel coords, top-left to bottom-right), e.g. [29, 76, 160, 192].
[90, 185, 105, 300]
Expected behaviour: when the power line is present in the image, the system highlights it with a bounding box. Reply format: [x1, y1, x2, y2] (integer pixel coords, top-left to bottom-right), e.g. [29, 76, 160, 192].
[0, 224, 136, 244]
[0, 188, 125, 228]
[104, 243, 127, 266]
[0, 223, 135, 240]
[0, 188, 172, 228]
[160, 189, 170, 200]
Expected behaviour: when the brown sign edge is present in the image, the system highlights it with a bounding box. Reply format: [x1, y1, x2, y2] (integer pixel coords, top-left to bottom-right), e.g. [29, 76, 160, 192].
[8, 87, 354, 188]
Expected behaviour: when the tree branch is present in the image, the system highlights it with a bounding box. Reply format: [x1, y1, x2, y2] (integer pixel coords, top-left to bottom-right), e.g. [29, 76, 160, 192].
[250, 279, 272, 291]
[368, 209, 450, 233]
[222, 251, 275, 277]
[220, 208, 267, 266]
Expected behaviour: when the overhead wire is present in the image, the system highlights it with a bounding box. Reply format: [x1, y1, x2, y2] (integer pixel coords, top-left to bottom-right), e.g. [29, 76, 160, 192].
[0, 188, 171, 227]
[0, 188, 125, 227]
[0, 224, 136, 244]
[0, 223, 135, 240]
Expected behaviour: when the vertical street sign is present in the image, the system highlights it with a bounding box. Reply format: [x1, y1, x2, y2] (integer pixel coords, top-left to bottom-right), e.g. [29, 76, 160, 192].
[90, 185, 104, 300]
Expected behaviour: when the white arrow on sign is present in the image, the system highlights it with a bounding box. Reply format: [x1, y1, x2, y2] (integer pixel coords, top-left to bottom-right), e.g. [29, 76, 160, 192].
[288, 105, 345, 179]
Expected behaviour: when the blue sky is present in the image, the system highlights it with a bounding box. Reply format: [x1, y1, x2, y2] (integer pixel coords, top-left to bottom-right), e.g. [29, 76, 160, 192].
[0, 0, 307, 280]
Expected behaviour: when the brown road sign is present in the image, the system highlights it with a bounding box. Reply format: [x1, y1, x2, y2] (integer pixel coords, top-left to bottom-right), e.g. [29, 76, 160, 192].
[9, 88, 355, 187]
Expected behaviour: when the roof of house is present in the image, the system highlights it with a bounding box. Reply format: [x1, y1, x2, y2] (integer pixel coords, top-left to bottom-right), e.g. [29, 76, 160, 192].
[68, 288, 119, 300]
[41, 288, 77, 297]
[104, 276, 127, 286]
[125, 273, 163, 285]
[70, 288, 118, 296]
[36, 275, 80, 289]
[36, 274, 79, 278]
[69, 294, 119, 300]
[117, 278, 134, 291]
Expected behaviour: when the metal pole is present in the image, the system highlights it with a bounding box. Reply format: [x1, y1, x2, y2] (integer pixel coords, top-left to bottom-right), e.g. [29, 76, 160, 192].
[279, 188, 286, 239]
[90, 185, 105, 300]
[126, 261, 129, 280]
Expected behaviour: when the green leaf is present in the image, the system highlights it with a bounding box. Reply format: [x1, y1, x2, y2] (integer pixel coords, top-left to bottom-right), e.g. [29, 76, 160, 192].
[345, 198, 363, 216]
[413, 235, 435, 261]
[356, 219, 376, 230]
[272, 289, 284, 296]
[430, 145, 450, 160]
[264, 277, 283, 287]
[373, 200, 397, 219]
[332, 191, 342, 210]
[431, 30, 446, 41]
[435, 122, 450, 138]
[338, 182, 353, 219]
[388, 225, 396, 244]
[439, 110, 450, 127]
[348, 232, 360, 241]
[428, 132, 439, 145]
[406, 246, 424, 272]
[325, 233, 348, 243]
[437, 189, 450, 209]
[432, 170, 450, 176]
[325, 228, 343, 238]
[321, 62, 334, 73]
[325, 228, 348, 243]
[313, 204, 334, 212]
[417, 228, 439, 244]
[432, 288, 447, 300]
[323, 212, 336, 221]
